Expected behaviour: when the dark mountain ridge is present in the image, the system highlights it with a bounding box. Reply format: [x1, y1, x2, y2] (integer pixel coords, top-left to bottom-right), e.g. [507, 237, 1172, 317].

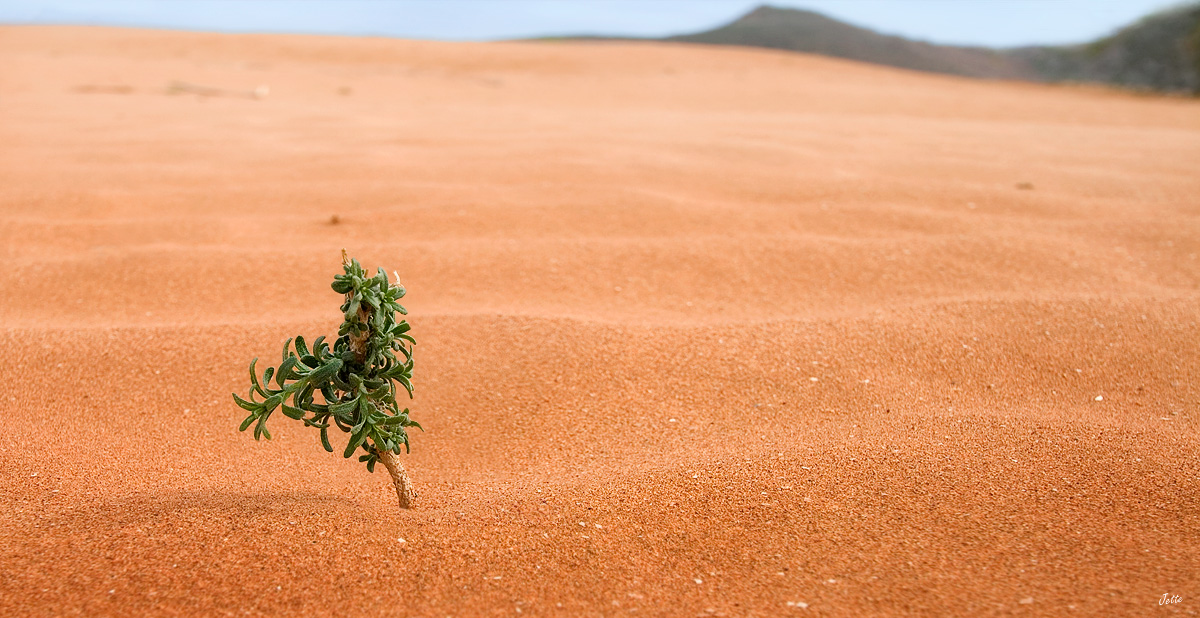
[657, 3, 1200, 93]
[666, 5, 1035, 80]
[1010, 3, 1200, 93]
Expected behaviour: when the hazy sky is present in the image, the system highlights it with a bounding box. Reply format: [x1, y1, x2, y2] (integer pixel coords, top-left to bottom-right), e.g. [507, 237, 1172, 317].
[0, 0, 1182, 48]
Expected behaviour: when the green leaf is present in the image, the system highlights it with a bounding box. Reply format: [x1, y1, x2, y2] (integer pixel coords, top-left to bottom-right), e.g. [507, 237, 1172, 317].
[352, 399, 370, 433]
[232, 393, 259, 412]
[308, 358, 342, 383]
[276, 357, 297, 387]
[281, 405, 305, 420]
[344, 427, 367, 458]
[320, 425, 333, 452]
[329, 398, 358, 418]
[294, 335, 310, 357]
[294, 383, 313, 409]
[239, 413, 256, 432]
[249, 358, 268, 397]
[278, 357, 300, 386]
[263, 394, 283, 411]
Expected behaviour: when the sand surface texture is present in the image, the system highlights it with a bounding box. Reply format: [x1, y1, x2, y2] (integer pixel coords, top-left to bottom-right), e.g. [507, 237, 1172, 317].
[1, 26, 1198, 617]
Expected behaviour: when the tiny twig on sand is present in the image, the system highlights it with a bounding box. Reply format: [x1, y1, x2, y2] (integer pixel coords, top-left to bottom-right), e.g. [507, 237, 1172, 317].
[168, 81, 269, 99]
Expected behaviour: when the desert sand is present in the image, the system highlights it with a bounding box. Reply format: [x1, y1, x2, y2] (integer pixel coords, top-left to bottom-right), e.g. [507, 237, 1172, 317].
[1, 25, 1198, 617]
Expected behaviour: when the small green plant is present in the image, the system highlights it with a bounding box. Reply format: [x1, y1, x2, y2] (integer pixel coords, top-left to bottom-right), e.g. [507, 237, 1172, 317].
[234, 251, 421, 509]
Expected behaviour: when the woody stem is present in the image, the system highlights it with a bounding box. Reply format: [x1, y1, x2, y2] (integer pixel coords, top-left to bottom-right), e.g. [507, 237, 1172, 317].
[375, 443, 416, 509]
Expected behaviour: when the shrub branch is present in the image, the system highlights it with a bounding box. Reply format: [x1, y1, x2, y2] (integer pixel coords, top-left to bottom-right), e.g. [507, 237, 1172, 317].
[234, 251, 421, 509]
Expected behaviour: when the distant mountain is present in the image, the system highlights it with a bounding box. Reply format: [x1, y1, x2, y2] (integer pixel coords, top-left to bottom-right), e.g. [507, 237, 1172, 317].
[1010, 3, 1200, 93]
[665, 5, 1034, 80]
[659, 3, 1200, 94]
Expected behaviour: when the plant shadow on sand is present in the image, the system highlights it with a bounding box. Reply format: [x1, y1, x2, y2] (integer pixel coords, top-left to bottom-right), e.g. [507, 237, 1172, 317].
[5, 491, 392, 614]
[16, 490, 364, 560]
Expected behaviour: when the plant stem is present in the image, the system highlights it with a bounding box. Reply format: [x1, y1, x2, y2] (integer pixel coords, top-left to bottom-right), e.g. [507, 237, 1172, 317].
[348, 305, 372, 363]
[375, 444, 416, 509]
[342, 249, 371, 365]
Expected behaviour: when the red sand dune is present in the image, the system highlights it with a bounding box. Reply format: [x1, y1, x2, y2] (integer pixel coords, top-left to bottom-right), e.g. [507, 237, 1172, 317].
[1, 26, 1198, 617]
